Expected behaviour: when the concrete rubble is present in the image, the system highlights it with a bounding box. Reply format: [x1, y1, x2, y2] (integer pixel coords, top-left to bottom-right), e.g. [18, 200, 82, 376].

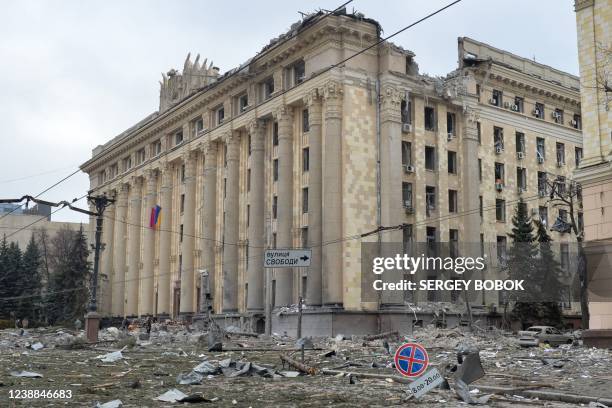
[1, 322, 612, 406]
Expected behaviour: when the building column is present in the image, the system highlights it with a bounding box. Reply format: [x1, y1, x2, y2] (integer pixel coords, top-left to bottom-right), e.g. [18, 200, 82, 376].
[380, 86, 404, 307]
[275, 106, 294, 307]
[223, 132, 240, 312]
[201, 141, 218, 309]
[101, 197, 115, 315]
[180, 151, 198, 315]
[127, 177, 142, 316]
[112, 183, 128, 316]
[322, 82, 343, 306]
[157, 162, 173, 316]
[247, 120, 265, 311]
[304, 92, 323, 306]
[141, 169, 157, 315]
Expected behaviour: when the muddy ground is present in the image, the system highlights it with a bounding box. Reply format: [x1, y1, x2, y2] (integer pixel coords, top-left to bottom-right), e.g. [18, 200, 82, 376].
[1, 325, 611, 407]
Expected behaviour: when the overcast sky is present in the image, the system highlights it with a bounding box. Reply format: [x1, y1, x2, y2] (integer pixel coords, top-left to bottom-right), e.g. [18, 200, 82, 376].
[0, 0, 579, 224]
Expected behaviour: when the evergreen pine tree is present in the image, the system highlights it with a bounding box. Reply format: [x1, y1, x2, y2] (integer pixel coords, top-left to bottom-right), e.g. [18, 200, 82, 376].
[20, 234, 42, 322]
[0, 235, 9, 317]
[506, 198, 539, 326]
[534, 220, 563, 327]
[4, 242, 24, 319]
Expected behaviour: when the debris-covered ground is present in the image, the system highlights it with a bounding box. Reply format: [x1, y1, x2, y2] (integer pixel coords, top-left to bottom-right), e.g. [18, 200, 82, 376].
[1, 323, 611, 407]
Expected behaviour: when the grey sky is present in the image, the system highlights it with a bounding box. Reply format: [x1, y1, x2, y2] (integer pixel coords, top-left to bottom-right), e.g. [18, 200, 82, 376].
[0, 0, 578, 223]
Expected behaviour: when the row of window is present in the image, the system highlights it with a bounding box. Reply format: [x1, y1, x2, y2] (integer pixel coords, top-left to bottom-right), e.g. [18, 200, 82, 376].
[487, 88, 581, 129]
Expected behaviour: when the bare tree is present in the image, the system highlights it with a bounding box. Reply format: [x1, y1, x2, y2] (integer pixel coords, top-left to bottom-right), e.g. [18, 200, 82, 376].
[546, 175, 588, 328]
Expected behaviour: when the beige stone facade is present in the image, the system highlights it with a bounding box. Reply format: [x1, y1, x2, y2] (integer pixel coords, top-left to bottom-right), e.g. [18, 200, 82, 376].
[573, 0, 612, 331]
[81, 11, 584, 322]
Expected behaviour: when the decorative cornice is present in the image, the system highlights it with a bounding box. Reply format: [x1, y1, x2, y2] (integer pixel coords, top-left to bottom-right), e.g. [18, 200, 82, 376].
[574, 0, 594, 11]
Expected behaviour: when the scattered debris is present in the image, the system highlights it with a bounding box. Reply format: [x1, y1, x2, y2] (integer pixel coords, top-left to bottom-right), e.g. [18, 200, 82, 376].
[95, 399, 123, 408]
[10, 370, 43, 378]
[97, 348, 125, 363]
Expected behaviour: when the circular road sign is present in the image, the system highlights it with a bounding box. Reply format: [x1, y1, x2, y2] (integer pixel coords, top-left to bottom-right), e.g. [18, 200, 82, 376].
[394, 342, 429, 377]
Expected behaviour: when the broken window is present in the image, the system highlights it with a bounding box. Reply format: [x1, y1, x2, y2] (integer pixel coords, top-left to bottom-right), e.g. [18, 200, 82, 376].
[273, 159, 278, 181]
[478, 158, 482, 181]
[494, 126, 504, 152]
[575, 147, 583, 167]
[559, 208, 568, 222]
[272, 196, 277, 219]
[181, 164, 185, 182]
[496, 199, 506, 222]
[517, 167, 527, 190]
[192, 117, 204, 137]
[302, 108, 309, 132]
[572, 114, 582, 130]
[538, 171, 548, 195]
[425, 146, 436, 170]
[180, 194, 185, 214]
[446, 112, 456, 135]
[303, 148, 309, 172]
[514, 96, 524, 113]
[479, 196, 483, 218]
[136, 148, 146, 165]
[286, 59, 305, 87]
[302, 188, 308, 213]
[238, 93, 249, 113]
[273, 122, 279, 146]
[262, 77, 274, 101]
[424, 106, 436, 131]
[556, 176, 566, 195]
[539, 206, 548, 226]
[401, 99, 412, 124]
[447, 151, 457, 174]
[448, 189, 458, 213]
[426, 226, 437, 243]
[494, 162, 505, 184]
[402, 182, 413, 208]
[477, 122, 481, 144]
[248, 134, 252, 156]
[536, 137, 545, 161]
[556, 142, 565, 166]
[301, 227, 308, 248]
[402, 141, 412, 167]
[534, 102, 544, 119]
[515, 132, 525, 154]
[180, 224, 184, 242]
[450, 229, 459, 258]
[491, 89, 502, 107]
[152, 139, 162, 157]
[216, 106, 225, 125]
[553, 108, 564, 124]
[247, 169, 251, 192]
[561, 243, 569, 270]
[175, 130, 184, 146]
[122, 156, 132, 172]
[426, 185, 436, 214]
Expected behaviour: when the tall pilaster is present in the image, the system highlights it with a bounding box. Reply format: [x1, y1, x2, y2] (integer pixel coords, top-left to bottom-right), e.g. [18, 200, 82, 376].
[380, 86, 404, 306]
[275, 106, 294, 307]
[304, 91, 323, 306]
[223, 132, 240, 312]
[322, 82, 343, 306]
[126, 177, 143, 316]
[112, 183, 128, 316]
[180, 151, 198, 315]
[101, 197, 115, 315]
[202, 141, 218, 309]
[247, 120, 265, 311]
[141, 169, 157, 315]
[157, 162, 173, 316]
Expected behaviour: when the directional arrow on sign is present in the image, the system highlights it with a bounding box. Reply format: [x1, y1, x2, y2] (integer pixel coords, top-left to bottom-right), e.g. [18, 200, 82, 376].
[300, 255, 309, 261]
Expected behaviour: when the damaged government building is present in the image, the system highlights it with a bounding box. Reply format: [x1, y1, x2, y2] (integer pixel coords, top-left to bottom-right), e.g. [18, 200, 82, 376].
[80, 9, 584, 335]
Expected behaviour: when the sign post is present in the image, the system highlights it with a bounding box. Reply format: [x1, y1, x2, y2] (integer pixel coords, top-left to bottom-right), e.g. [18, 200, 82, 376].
[263, 249, 312, 268]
